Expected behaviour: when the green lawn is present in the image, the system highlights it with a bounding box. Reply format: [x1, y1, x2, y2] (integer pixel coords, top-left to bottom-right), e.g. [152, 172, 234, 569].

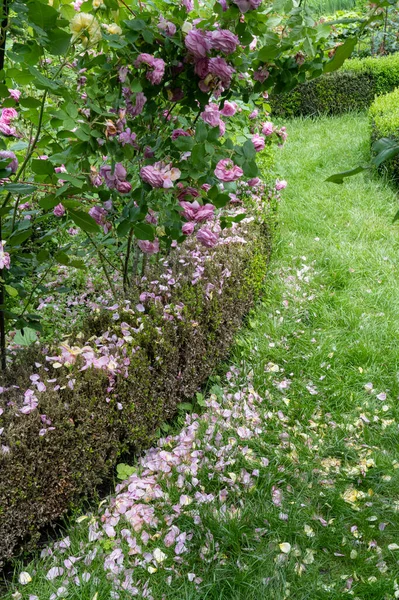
[6, 113, 399, 600]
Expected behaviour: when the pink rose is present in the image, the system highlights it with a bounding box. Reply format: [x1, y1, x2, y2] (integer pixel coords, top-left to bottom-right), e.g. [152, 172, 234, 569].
[172, 129, 190, 140]
[249, 109, 258, 119]
[275, 179, 287, 190]
[220, 101, 237, 117]
[247, 177, 261, 186]
[8, 89, 21, 101]
[207, 30, 239, 55]
[0, 121, 17, 136]
[158, 17, 176, 36]
[234, 0, 262, 12]
[185, 29, 210, 58]
[208, 57, 235, 88]
[140, 165, 164, 188]
[116, 180, 132, 194]
[262, 121, 274, 136]
[0, 150, 18, 173]
[196, 227, 219, 248]
[0, 241, 10, 270]
[254, 66, 269, 83]
[53, 203, 66, 217]
[214, 159, 243, 182]
[134, 54, 165, 85]
[182, 221, 195, 235]
[200, 103, 221, 128]
[137, 238, 160, 255]
[1, 108, 18, 123]
[252, 133, 265, 152]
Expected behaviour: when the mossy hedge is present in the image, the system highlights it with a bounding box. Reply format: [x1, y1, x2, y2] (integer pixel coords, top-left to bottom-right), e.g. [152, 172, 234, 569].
[0, 219, 272, 567]
[369, 87, 399, 183]
[272, 54, 399, 118]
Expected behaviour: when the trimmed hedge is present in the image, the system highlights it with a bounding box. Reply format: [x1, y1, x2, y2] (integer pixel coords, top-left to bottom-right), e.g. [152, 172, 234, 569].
[369, 87, 399, 183]
[0, 217, 272, 566]
[272, 54, 399, 117]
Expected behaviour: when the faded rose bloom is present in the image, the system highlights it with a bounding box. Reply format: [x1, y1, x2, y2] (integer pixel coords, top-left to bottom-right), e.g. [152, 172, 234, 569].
[89, 206, 107, 225]
[137, 239, 160, 255]
[119, 66, 128, 82]
[249, 109, 258, 119]
[140, 165, 164, 188]
[116, 180, 132, 194]
[252, 133, 265, 152]
[200, 103, 221, 128]
[262, 121, 274, 136]
[134, 54, 165, 85]
[158, 17, 176, 36]
[220, 100, 237, 117]
[0, 241, 10, 269]
[1, 108, 18, 123]
[247, 177, 261, 186]
[144, 146, 155, 158]
[8, 89, 21, 101]
[208, 57, 235, 87]
[172, 129, 191, 140]
[180, 201, 215, 222]
[182, 221, 195, 235]
[275, 179, 287, 190]
[0, 150, 18, 173]
[214, 159, 243, 182]
[234, 0, 263, 12]
[182, 0, 194, 11]
[197, 226, 219, 248]
[219, 0, 228, 8]
[53, 203, 66, 217]
[0, 121, 17, 136]
[140, 162, 181, 189]
[185, 29, 210, 58]
[118, 128, 137, 146]
[127, 91, 147, 117]
[254, 66, 269, 83]
[207, 30, 239, 55]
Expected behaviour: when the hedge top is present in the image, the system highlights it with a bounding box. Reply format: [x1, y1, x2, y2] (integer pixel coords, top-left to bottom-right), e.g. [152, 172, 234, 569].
[369, 86, 399, 139]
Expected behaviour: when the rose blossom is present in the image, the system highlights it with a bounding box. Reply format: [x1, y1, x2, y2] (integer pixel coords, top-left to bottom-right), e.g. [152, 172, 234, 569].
[220, 101, 237, 117]
[234, 0, 263, 12]
[0, 150, 18, 173]
[182, 221, 195, 235]
[1, 108, 18, 123]
[252, 133, 265, 152]
[158, 17, 176, 36]
[140, 162, 181, 189]
[249, 109, 258, 119]
[262, 121, 274, 136]
[134, 54, 165, 85]
[200, 103, 221, 128]
[185, 29, 210, 58]
[53, 203, 66, 217]
[172, 129, 191, 140]
[275, 179, 287, 190]
[182, 0, 194, 11]
[0, 241, 10, 270]
[214, 159, 243, 182]
[180, 201, 215, 222]
[137, 239, 160, 255]
[247, 177, 261, 186]
[208, 57, 235, 88]
[254, 65, 270, 83]
[196, 226, 219, 248]
[207, 30, 239, 55]
[8, 89, 20, 101]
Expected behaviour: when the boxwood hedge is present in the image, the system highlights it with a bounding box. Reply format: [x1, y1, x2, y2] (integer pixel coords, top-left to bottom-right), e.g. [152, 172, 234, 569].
[272, 54, 399, 117]
[0, 218, 272, 567]
[369, 87, 399, 183]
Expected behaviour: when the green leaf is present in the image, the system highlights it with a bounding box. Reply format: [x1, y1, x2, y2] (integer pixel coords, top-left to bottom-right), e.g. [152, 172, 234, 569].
[213, 193, 230, 208]
[116, 463, 136, 480]
[371, 138, 399, 167]
[134, 223, 155, 241]
[27, 1, 58, 31]
[68, 208, 100, 233]
[174, 136, 194, 151]
[28, 67, 59, 92]
[324, 38, 357, 73]
[14, 327, 38, 346]
[39, 195, 59, 209]
[46, 29, 72, 55]
[326, 165, 367, 184]
[242, 160, 258, 178]
[242, 139, 256, 160]
[31, 159, 55, 176]
[3, 183, 37, 195]
[8, 229, 32, 246]
[5, 285, 19, 298]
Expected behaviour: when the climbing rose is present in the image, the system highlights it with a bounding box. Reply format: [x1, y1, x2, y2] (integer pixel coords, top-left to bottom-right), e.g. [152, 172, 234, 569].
[158, 17, 176, 36]
[275, 179, 287, 190]
[53, 203, 66, 217]
[207, 30, 239, 55]
[200, 103, 221, 128]
[134, 54, 166, 85]
[171, 129, 190, 140]
[180, 201, 215, 222]
[208, 57, 235, 87]
[1, 108, 18, 123]
[0, 150, 18, 173]
[70, 13, 101, 45]
[214, 159, 243, 182]
[220, 101, 237, 117]
[262, 121, 274, 136]
[234, 0, 263, 12]
[182, 0, 194, 11]
[137, 239, 160, 255]
[140, 163, 181, 189]
[0, 241, 10, 269]
[182, 221, 195, 235]
[8, 89, 20, 101]
[185, 29, 210, 58]
[252, 133, 265, 152]
[140, 165, 164, 188]
[197, 227, 219, 248]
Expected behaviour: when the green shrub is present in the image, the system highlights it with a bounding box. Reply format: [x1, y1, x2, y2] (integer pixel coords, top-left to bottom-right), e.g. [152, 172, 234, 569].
[369, 87, 399, 183]
[0, 220, 272, 567]
[272, 54, 399, 117]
